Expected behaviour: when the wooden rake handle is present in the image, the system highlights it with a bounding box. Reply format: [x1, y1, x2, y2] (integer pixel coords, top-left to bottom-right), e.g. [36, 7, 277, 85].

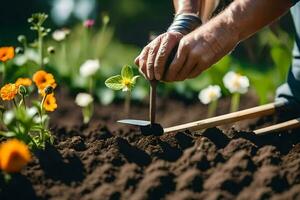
[254, 118, 300, 135]
[164, 101, 286, 133]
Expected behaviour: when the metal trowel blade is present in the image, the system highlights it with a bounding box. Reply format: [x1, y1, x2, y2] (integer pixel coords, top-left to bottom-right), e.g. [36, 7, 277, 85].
[117, 119, 151, 126]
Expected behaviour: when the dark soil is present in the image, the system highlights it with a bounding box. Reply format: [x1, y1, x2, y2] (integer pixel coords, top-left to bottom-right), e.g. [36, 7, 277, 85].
[1, 89, 300, 200]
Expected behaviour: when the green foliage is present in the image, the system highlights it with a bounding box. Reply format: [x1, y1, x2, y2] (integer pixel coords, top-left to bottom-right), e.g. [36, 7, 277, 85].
[1, 105, 53, 150]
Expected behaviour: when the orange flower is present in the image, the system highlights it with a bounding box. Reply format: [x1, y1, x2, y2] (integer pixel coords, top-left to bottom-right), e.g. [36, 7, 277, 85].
[15, 78, 32, 87]
[0, 83, 18, 101]
[32, 70, 57, 91]
[0, 47, 15, 62]
[0, 139, 31, 173]
[43, 93, 57, 112]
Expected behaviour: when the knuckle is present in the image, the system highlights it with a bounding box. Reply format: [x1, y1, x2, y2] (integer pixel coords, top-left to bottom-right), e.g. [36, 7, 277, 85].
[140, 48, 149, 58]
[157, 46, 167, 59]
[154, 65, 162, 73]
[147, 59, 154, 68]
[190, 50, 199, 59]
[180, 39, 190, 50]
[148, 50, 155, 57]
[154, 59, 163, 68]
[164, 34, 171, 42]
[147, 62, 154, 68]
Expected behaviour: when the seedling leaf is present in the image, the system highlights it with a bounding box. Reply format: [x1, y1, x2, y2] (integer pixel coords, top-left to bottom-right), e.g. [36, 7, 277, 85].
[105, 75, 124, 90]
[121, 65, 133, 79]
[132, 75, 140, 84]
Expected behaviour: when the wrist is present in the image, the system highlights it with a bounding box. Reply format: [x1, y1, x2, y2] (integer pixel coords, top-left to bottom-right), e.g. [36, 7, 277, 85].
[168, 13, 202, 35]
[175, 0, 201, 16]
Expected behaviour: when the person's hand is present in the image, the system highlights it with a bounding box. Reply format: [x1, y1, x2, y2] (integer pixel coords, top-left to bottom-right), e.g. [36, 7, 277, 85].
[135, 31, 183, 80]
[164, 20, 239, 82]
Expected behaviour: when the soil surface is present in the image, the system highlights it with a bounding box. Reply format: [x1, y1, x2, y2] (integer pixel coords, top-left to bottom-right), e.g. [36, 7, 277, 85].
[1, 89, 300, 200]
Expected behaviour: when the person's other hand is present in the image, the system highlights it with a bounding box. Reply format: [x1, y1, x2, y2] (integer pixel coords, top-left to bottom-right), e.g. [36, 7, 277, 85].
[135, 32, 183, 80]
[164, 20, 239, 82]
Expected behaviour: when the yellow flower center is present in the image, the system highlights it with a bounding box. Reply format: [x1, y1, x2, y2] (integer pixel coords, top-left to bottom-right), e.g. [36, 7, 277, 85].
[122, 78, 131, 87]
[208, 91, 217, 100]
[232, 74, 242, 88]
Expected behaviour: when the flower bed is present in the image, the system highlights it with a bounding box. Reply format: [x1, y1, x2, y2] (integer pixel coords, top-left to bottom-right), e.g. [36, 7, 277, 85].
[0, 90, 299, 200]
[0, 12, 300, 200]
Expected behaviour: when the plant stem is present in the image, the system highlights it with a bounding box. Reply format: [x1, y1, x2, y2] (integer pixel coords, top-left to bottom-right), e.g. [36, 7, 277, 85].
[38, 94, 48, 146]
[124, 91, 131, 116]
[40, 94, 47, 126]
[230, 93, 240, 113]
[207, 100, 218, 118]
[12, 99, 18, 109]
[22, 95, 27, 110]
[89, 78, 94, 94]
[38, 30, 43, 68]
[83, 103, 93, 124]
[2, 62, 6, 83]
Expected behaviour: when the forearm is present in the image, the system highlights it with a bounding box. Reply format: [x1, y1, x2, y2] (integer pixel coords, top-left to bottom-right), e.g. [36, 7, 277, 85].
[225, 0, 292, 41]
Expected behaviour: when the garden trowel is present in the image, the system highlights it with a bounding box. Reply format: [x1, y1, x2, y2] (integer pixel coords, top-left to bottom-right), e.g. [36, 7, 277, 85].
[118, 45, 178, 136]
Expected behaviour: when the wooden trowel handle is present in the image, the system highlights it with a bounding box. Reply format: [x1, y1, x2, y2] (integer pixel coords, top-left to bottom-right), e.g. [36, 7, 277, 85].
[149, 45, 179, 124]
[149, 80, 157, 124]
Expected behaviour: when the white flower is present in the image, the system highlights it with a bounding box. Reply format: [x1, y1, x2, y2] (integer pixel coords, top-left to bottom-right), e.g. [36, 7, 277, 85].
[33, 115, 48, 124]
[3, 111, 15, 125]
[79, 59, 100, 77]
[198, 85, 221, 104]
[52, 30, 67, 41]
[14, 49, 39, 66]
[26, 107, 38, 118]
[75, 93, 94, 107]
[223, 71, 250, 94]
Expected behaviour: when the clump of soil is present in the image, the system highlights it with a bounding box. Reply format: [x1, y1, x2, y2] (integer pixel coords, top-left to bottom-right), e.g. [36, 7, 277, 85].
[0, 90, 300, 200]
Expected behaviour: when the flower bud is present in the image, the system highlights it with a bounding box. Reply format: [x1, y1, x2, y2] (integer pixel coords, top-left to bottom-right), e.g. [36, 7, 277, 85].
[102, 14, 110, 25]
[17, 35, 26, 44]
[44, 86, 54, 95]
[15, 47, 24, 54]
[83, 19, 95, 28]
[43, 57, 50, 65]
[18, 85, 28, 96]
[27, 18, 33, 23]
[47, 46, 55, 54]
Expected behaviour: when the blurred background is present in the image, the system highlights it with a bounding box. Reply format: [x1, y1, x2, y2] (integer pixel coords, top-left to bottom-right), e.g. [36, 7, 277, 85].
[0, 0, 297, 105]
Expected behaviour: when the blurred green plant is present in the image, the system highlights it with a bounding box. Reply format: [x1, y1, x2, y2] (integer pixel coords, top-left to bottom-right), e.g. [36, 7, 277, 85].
[28, 13, 51, 68]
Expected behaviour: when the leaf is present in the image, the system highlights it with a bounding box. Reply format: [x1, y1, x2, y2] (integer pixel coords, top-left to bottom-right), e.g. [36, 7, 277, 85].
[0, 131, 16, 137]
[105, 75, 124, 90]
[121, 65, 133, 79]
[132, 75, 140, 84]
[271, 46, 291, 85]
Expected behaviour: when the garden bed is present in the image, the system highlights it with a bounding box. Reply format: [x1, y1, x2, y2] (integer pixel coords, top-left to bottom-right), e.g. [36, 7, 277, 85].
[1, 90, 300, 200]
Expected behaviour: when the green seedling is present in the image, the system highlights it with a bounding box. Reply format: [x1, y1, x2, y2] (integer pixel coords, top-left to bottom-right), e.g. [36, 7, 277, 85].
[105, 65, 139, 115]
